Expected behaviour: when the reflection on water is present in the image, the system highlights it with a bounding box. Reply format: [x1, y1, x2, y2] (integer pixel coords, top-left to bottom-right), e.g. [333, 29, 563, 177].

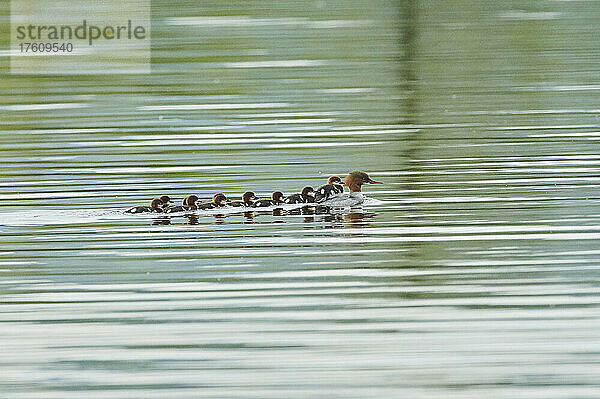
[2, 0, 600, 398]
[139, 205, 373, 227]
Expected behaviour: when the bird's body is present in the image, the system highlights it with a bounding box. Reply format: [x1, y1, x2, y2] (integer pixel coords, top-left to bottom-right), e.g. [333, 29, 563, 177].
[285, 186, 315, 204]
[229, 191, 257, 207]
[126, 198, 164, 213]
[165, 195, 198, 213]
[195, 193, 228, 210]
[159, 195, 172, 210]
[314, 176, 345, 203]
[253, 191, 285, 208]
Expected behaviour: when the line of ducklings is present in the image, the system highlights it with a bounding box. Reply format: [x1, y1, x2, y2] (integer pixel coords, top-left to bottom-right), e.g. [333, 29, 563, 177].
[125, 171, 382, 214]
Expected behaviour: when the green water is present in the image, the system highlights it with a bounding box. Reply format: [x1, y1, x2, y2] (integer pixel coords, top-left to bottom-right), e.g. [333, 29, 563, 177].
[1, 1, 600, 398]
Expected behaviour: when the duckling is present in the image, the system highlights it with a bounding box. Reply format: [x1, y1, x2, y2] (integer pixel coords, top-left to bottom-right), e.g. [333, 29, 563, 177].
[196, 193, 228, 210]
[228, 191, 257, 207]
[125, 198, 164, 214]
[314, 176, 345, 203]
[285, 186, 315, 204]
[185, 195, 199, 211]
[253, 191, 285, 208]
[164, 195, 198, 213]
[159, 195, 172, 210]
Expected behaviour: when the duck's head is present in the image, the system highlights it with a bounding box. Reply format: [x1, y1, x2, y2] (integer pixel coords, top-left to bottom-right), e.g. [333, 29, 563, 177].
[213, 193, 228, 205]
[184, 195, 199, 206]
[301, 186, 315, 197]
[272, 191, 284, 202]
[328, 176, 343, 185]
[344, 171, 382, 192]
[150, 198, 163, 209]
[159, 195, 172, 208]
[242, 191, 257, 203]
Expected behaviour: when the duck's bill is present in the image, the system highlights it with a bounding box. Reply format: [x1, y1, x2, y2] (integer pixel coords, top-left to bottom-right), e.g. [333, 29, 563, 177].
[367, 179, 383, 184]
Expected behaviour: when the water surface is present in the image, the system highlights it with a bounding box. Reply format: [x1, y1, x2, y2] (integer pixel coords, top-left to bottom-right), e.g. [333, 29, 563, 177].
[1, 0, 600, 398]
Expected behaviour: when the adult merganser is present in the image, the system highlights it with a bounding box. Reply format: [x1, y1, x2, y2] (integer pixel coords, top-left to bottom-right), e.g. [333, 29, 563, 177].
[284, 186, 315, 204]
[125, 198, 164, 213]
[317, 171, 382, 207]
[253, 191, 285, 208]
[314, 176, 344, 203]
[228, 191, 257, 207]
[345, 170, 383, 191]
[165, 195, 198, 213]
[196, 193, 228, 210]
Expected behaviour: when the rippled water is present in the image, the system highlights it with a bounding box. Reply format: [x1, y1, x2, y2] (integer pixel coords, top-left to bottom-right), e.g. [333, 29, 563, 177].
[2, 0, 600, 397]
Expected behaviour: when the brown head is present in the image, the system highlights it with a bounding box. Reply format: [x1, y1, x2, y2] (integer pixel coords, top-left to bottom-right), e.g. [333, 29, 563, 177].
[344, 171, 383, 192]
[328, 176, 343, 185]
[184, 195, 199, 206]
[241, 191, 257, 203]
[159, 195, 171, 205]
[212, 193, 228, 205]
[150, 198, 163, 210]
[301, 186, 315, 197]
[271, 191, 284, 202]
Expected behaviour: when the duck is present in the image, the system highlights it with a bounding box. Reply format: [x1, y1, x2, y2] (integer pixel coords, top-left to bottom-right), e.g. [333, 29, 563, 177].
[125, 198, 164, 213]
[159, 195, 172, 209]
[196, 193, 228, 210]
[164, 195, 198, 213]
[185, 195, 199, 211]
[345, 171, 382, 191]
[285, 186, 315, 204]
[228, 191, 257, 207]
[314, 175, 345, 203]
[316, 171, 382, 207]
[253, 191, 285, 208]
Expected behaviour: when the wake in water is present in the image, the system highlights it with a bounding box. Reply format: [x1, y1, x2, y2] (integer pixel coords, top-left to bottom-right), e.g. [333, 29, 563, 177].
[0, 197, 382, 227]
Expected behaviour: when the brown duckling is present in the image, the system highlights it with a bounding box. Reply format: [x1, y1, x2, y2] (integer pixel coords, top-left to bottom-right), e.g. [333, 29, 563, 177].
[285, 186, 315, 204]
[196, 193, 228, 210]
[228, 191, 257, 207]
[164, 195, 198, 213]
[159, 195, 172, 209]
[125, 198, 164, 214]
[253, 191, 285, 208]
[314, 175, 345, 203]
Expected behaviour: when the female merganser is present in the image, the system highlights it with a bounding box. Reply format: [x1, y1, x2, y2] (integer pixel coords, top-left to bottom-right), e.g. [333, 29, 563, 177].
[196, 193, 228, 210]
[228, 191, 257, 207]
[314, 176, 345, 203]
[285, 186, 315, 204]
[253, 191, 285, 208]
[345, 171, 383, 191]
[165, 195, 198, 213]
[317, 171, 382, 207]
[125, 198, 164, 213]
